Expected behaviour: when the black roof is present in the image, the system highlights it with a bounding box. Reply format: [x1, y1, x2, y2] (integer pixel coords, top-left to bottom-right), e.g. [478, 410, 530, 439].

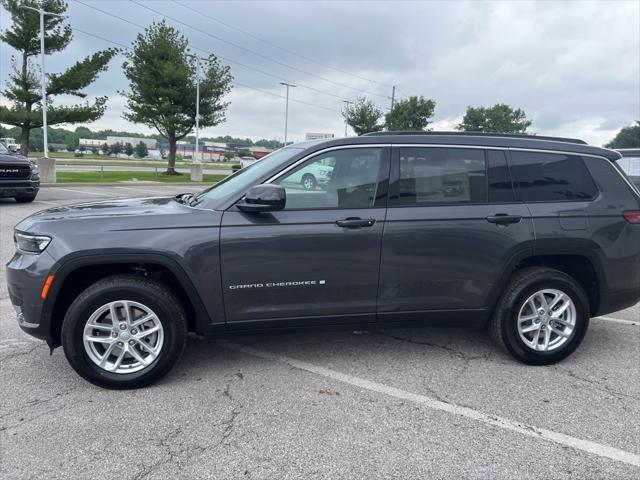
[298, 131, 621, 161]
[617, 148, 640, 156]
[362, 130, 588, 145]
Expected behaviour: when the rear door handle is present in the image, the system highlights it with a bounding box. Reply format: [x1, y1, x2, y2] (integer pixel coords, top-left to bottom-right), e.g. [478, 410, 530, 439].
[336, 217, 376, 229]
[486, 214, 522, 225]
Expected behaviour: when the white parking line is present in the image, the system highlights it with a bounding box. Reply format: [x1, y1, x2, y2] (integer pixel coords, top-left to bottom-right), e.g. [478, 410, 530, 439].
[51, 187, 110, 197]
[112, 186, 174, 195]
[33, 199, 61, 206]
[594, 316, 639, 326]
[221, 340, 640, 468]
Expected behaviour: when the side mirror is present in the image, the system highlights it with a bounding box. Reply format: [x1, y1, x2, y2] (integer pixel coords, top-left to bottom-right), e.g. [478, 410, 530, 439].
[237, 184, 286, 212]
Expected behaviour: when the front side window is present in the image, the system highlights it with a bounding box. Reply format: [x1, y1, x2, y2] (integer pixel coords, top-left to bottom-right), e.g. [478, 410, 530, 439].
[397, 147, 487, 205]
[274, 148, 385, 209]
[511, 151, 597, 202]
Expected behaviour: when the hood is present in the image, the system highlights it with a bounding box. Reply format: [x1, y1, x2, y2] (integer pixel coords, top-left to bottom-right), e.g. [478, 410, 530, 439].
[14, 195, 220, 235]
[0, 153, 29, 164]
[27, 196, 180, 221]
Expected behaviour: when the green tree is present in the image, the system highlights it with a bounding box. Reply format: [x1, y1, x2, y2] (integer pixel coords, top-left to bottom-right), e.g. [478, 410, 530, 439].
[605, 121, 640, 149]
[111, 142, 122, 155]
[0, 0, 117, 156]
[385, 96, 436, 131]
[457, 103, 532, 134]
[121, 21, 233, 174]
[124, 142, 134, 157]
[101, 142, 109, 155]
[134, 141, 148, 158]
[342, 97, 383, 135]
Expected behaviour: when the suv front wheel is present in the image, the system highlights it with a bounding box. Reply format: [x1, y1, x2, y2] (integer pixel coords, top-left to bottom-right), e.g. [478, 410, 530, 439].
[61, 275, 187, 389]
[490, 267, 590, 364]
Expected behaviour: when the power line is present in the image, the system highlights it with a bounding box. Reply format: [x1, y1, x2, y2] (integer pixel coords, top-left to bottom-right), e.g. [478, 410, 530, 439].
[173, 0, 395, 90]
[64, 12, 342, 114]
[73, 0, 359, 105]
[128, 0, 389, 100]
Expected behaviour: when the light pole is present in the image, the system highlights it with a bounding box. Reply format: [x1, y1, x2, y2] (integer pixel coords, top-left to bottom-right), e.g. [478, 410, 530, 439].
[187, 54, 202, 163]
[19, 5, 63, 158]
[342, 100, 353, 137]
[280, 82, 296, 145]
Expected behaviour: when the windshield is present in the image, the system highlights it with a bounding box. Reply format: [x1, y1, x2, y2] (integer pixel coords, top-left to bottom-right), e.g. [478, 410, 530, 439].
[617, 156, 640, 177]
[194, 146, 304, 207]
[0, 142, 9, 154]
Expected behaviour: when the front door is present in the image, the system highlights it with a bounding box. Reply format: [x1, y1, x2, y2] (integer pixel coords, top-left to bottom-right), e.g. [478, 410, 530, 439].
[378, 146, 535, 320]
[221, 146, 390, 329]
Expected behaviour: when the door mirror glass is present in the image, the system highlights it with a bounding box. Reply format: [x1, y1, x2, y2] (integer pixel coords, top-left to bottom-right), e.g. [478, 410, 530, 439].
[237, 184, 286, 212]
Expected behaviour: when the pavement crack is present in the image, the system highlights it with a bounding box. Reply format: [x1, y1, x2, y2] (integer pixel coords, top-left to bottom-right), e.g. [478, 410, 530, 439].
[0, 343, 46, 362]
[554, 366, 640, 402]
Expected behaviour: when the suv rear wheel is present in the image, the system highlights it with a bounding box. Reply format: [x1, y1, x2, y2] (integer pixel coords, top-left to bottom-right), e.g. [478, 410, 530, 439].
[490, 267, 590, 364]
[61, 275, 187, 389]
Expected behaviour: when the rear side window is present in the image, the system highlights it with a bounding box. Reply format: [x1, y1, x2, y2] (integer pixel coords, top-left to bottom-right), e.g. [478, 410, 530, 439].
[398, 148, 486, 204]
[510, 151, 597, 202]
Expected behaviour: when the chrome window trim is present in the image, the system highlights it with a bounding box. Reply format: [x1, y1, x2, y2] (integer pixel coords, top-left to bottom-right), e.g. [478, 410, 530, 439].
[260, 142, 637, 200]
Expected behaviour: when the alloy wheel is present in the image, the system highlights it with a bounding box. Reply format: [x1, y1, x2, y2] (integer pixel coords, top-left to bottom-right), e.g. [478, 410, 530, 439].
[517, 289, 576, 352]
[83, 300, 164, 374]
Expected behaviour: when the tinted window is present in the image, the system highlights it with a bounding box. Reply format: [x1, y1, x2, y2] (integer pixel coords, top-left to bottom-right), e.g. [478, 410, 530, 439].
[487, 150, 515, 202]
[275, 148, 384, 209]
[511, 152, 597, 202]
[398, 148, 486, 205]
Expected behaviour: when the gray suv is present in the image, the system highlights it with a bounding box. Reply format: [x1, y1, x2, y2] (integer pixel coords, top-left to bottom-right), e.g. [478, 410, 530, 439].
[7, 132, 640, 389]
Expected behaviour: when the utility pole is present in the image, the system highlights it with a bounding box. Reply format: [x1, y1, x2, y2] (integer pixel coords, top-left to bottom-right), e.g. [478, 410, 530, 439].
[390, 85, 396, 111]
[342, 100, 353, 137]
[187, 54, 203, 163]
[19, 6, 63, 158]
[280, 82, 296, 145]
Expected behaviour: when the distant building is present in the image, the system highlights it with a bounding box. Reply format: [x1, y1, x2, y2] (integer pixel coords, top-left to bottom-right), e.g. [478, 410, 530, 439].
[305, 132, 334, 141]
[248, 146, 273, 158]
[106, 136, 157, 149]
[79, 136, 158, 150]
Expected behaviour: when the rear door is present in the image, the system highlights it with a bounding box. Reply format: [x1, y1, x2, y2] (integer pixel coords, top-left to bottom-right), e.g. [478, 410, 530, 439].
[220, 146, 391, 329]
[378, 146, 535, 320]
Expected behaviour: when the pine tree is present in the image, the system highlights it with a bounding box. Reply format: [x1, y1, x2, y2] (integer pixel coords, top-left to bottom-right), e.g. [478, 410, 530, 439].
[0, 0, 117, 155]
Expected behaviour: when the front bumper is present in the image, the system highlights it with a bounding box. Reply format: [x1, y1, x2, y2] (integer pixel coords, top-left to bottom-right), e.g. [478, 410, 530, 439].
[6, 249, 56, 341]
[0, 178, 40, 198]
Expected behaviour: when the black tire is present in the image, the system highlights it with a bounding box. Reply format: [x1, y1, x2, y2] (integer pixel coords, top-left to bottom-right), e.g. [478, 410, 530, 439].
[489, 267, 590, 365]
[301, 173, 317, 190]
[15, 194, 36, 203]
[61, 275, 187, 389]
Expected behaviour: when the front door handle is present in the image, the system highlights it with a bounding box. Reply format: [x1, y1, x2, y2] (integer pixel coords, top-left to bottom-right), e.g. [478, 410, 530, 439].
[486, 214, 522, 225]
[336, 217, 376, 229]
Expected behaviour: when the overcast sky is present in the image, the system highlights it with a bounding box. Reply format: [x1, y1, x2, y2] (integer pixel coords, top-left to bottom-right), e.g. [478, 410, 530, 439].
[1, 0, 639, 145]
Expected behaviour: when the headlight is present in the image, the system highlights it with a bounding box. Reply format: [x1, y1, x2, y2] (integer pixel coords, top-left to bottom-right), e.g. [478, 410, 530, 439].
[29, 161, 38, 173]
[14, 232, 51, 254]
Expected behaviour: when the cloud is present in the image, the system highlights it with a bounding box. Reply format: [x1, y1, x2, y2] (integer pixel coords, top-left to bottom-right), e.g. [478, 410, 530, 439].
[1, 0, 638, 146]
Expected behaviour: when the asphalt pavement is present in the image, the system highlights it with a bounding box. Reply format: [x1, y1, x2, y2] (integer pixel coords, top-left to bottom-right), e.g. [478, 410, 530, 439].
[1, 185, 639, 479]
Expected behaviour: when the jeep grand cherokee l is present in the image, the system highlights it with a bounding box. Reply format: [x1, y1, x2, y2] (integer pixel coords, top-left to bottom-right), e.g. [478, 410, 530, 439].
[0, 141, 40, 202]
[7, 132, 640, 389]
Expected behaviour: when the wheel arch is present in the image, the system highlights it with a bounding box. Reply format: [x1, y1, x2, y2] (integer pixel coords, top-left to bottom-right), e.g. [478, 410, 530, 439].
[489, 251, 603, 317]
[44, 252, 212, 348]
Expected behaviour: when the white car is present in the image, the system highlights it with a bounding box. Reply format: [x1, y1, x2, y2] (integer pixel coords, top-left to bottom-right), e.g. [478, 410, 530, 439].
[284, 162, 334, 190]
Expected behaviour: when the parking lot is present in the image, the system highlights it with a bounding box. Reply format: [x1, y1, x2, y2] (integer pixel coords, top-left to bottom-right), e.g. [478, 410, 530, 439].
[1, 185, 639, 479]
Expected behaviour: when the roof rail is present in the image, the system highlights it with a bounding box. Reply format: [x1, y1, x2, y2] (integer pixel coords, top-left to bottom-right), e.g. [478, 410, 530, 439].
[360, 131, 588, 145]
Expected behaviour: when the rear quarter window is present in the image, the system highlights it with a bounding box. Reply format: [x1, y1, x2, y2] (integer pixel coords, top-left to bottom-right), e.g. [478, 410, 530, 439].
[510, 151, 598, 202]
